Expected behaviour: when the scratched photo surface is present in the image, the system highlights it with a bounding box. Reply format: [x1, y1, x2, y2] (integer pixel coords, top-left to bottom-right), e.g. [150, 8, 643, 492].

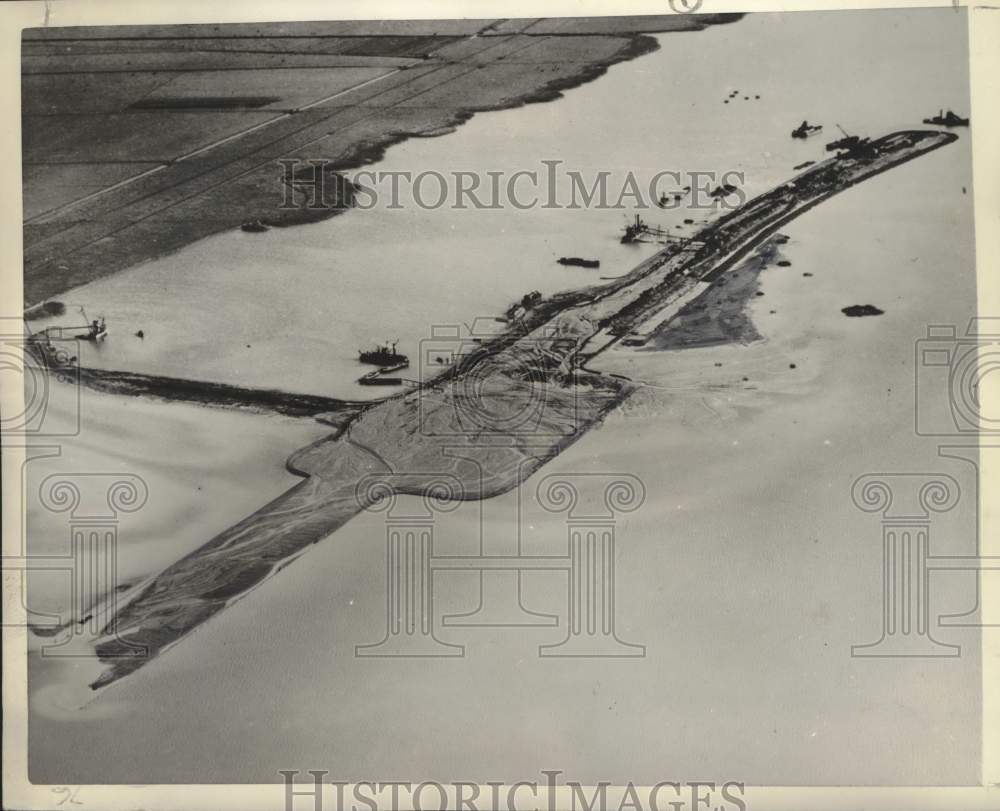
[21, 8, 980, 785]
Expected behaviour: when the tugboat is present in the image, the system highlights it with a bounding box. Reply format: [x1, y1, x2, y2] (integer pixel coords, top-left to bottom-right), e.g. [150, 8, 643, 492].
[791, 120, 823, 139]
[358, 340, 408, 367]
[923, 109, 969, 127]
[620, 214, 649, 244]
[241, 219, 269, 233]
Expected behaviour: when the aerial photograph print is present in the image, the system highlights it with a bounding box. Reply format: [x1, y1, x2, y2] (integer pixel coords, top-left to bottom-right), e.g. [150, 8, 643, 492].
[3, 2, 995, 808]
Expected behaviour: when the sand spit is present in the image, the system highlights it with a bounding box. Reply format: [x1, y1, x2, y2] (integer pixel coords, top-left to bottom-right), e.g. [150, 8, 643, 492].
[84, 129, 957, 690]
[22, 15, 742, 305]
[73, 365, 370, 418]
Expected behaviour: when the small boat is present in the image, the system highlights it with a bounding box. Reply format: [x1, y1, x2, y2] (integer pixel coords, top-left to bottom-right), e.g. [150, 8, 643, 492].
[557, 257, 600, 269]
[923, 109, 969, 127]
[76, 316, 107, 342]
[709, 183, 738, 199]
[791, 120, 823, 139]
[241, 219, 269, 233]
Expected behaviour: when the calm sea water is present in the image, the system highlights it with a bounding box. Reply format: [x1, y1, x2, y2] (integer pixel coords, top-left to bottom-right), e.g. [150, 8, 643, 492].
[30, 8, 979, 786]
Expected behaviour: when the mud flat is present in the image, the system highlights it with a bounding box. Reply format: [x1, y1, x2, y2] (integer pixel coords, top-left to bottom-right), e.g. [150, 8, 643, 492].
[649, 238, 781, 350]
[78, 128, 958, 690]
[21, 14, 741, 305]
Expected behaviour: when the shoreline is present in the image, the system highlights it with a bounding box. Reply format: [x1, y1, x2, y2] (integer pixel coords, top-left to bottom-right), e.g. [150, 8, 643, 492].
[22, 15, 742, 306]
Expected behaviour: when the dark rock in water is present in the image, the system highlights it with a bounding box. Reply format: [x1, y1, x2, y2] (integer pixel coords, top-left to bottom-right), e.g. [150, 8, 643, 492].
[776, 260, 792, 267]
[755, 291, 765, 296]
[789, 363, 797, 369]
[842, 304, 884, 317]
[803, 272, 813, 277]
